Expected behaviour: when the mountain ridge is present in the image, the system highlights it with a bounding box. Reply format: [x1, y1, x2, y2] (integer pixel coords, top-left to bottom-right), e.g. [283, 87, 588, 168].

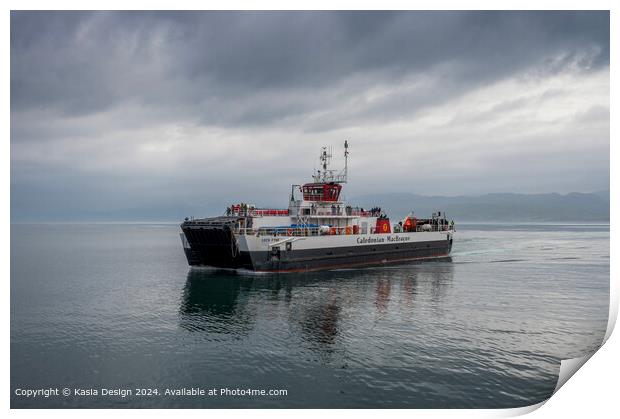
[10, 190, 610, 223]
[347, 190, 610, 222]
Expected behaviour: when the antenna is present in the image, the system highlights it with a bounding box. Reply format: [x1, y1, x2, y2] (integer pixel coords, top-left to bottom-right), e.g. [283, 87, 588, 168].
[343, 140, 349, 183]
[320, 146, 332, 173]
[311, 142, 349, 183]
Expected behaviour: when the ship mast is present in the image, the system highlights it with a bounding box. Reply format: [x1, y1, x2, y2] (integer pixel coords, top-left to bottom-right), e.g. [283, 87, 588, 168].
[343, 140, 349, 183]
[312, 141, 349, 184]
[321, 146, 331, 178]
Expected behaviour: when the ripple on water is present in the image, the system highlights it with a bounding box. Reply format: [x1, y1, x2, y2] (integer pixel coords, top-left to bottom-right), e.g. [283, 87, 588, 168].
[10, 224, 609, 408]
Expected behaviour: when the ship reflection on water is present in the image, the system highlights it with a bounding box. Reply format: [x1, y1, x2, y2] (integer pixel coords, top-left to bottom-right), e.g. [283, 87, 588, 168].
[179, 260, 454, 360]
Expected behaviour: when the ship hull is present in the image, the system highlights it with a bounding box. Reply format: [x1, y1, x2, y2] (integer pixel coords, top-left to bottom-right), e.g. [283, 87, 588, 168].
[242, 239, 451, 272]
[181, 223, 453, 273]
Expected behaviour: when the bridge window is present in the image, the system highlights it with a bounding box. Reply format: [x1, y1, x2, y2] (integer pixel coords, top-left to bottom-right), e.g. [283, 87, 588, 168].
[302, 183, 342, 201]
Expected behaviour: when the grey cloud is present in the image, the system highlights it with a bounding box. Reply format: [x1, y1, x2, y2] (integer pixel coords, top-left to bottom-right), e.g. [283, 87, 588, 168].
[574, 104, 610, 124]
[11, 11, 609, 124]
[10, 11, 610, 221]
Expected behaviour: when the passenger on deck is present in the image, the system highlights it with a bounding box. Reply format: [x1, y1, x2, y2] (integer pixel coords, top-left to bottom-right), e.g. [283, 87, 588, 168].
[394, 221, 403, 233]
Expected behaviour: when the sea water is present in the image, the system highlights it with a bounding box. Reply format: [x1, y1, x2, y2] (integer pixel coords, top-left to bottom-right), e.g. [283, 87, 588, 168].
[10, 223, 609, 408]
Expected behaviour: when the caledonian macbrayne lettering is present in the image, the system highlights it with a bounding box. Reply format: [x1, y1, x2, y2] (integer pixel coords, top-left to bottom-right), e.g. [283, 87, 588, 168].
[356, 235, 411, 244]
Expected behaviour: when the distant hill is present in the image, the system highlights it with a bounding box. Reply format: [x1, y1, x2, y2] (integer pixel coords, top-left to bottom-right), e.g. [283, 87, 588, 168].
[348, 191, 610, 222]
[11, 190, 610, 223]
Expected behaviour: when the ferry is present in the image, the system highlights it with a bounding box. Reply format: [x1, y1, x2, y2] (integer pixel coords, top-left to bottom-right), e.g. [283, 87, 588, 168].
[180, 142, 454, 272]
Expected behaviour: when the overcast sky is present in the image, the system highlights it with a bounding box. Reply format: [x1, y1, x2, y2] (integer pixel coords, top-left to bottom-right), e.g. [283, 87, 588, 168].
[10, 11, 609, 221]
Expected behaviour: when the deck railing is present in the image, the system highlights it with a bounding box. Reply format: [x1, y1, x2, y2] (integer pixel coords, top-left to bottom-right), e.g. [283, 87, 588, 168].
[235, 224, 454, 236]
[228, 206, 375, 218]
[228, 208, 289, 217]
[236, 227, 322, 237]
[237, 226, 357, 237]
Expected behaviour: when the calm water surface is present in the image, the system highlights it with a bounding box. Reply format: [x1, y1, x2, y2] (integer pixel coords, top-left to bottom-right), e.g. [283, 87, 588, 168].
[10, 223, 609, 408]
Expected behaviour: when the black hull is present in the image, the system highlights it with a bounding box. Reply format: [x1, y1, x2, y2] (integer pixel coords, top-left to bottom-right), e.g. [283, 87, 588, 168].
[181, 218, 253, 270]
[182, 233, 453, 273]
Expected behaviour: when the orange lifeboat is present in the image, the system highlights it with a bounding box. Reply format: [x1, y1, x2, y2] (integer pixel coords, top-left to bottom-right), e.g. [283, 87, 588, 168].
[403, 216, 417, 232]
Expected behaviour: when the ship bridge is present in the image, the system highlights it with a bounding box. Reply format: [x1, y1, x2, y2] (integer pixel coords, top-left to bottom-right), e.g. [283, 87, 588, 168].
[301, 182, 342, 202]
[289, 141, 362, 220]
